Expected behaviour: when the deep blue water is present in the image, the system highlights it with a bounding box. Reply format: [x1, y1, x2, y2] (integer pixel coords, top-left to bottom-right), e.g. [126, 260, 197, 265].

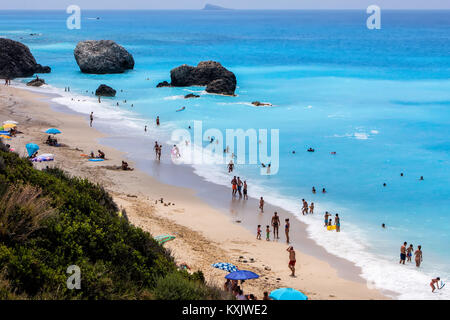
[1, 10, 449, 299]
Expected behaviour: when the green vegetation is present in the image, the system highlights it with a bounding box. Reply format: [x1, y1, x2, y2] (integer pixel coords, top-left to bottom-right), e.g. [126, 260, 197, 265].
[0, 141, 227, 300]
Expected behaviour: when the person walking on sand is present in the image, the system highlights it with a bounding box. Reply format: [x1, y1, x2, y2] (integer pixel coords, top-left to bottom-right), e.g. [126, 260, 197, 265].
[259, 197, 264, 213]
[157, 144, 162, 161]
[407, 244, 414, 262]
[90, 112, 94, 127]
[257, 225, 261, 240]
[400, 242, 407, 264]
[287, 246, 296, 277]
[414, 245, 423, 267]
[243, 180, 248, 200]
[335, 214, 340, 232]
[285, 219, 290, 244]
[271, 212, 280, 239]
[154, 141, 159, 158]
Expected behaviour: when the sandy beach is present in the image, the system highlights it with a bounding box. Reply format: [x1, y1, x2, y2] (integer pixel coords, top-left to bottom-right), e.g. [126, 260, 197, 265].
[0, 84, 389, 300]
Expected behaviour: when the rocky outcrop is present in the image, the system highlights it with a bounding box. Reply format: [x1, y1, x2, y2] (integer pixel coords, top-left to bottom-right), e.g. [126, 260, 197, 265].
[184, 93, 200, 99]
[74, 40, 134, 74]
[26, 78, 45, 87]
[0, 38, 51, 79]
[95, 84, 116, 97]
[169, 61, 236, 96]
[252, 101, 272, 107]
[156, 81, 171, 88]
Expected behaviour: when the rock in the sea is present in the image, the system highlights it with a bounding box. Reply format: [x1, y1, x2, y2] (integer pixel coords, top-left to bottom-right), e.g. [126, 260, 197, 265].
[170, 61, 236, 96]
[156, 80, 171, 88]
[0, 38, 51, 79]
[95, 84, 116, 97]
[26, 78, 46, 87]
[251, 101, 272, 106]
[74, 40, 134, 74]
[184, 93, 200, 99]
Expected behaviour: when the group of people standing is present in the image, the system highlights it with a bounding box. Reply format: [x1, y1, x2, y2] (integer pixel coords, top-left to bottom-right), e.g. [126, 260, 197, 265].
[324, 211, 341, 232]
[230, 176, 248, 199]
[4, 79, 11, 85]
[399, 241, 423, 267]
[301, 199, 314, 215]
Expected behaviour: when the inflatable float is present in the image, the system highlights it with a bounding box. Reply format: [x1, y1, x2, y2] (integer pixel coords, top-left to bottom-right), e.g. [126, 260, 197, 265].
[327, 225, 336, 231]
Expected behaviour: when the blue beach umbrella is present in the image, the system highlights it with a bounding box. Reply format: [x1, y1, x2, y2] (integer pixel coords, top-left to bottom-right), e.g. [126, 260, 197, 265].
[225, 270, 259, 281]
[269, 288, 308, 300]
[212, 262, 239, 273]
[26, 143, 39, 157]
[45, 128, 62, 134]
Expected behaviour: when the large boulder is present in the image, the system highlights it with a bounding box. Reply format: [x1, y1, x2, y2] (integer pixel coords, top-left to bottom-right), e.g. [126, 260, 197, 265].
[26, 78, 46, 87]
[95, 84, 116, 97]
[0, 38, 51, 79]
[74, 40, 134, 74]
[169, 61, 236, 95]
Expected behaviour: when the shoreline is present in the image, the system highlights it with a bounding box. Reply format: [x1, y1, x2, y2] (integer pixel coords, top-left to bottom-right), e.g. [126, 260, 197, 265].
[0, 84, 389, 300]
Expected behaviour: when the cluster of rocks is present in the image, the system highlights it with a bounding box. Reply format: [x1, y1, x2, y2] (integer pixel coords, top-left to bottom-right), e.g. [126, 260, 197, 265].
[0, 38, 51, 79]
[157, 61, 237, 96]
[2, 38, 249, 100]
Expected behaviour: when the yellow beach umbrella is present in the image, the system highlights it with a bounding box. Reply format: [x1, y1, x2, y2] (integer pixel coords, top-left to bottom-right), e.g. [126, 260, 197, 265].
[3, 123, 16, 129]
[0, 135, 11, 140]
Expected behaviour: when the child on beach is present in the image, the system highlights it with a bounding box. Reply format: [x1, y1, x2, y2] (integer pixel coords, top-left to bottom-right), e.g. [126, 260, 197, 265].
[407, 244, 414, 262]
[257, 225, 261, 240]
[309, 202, 314, 214]
[266, 226, 270, 241]
[259, 197, 264, 213]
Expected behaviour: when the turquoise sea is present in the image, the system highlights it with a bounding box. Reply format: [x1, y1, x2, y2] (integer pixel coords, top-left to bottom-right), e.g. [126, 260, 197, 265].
[1, 10, 449, 299]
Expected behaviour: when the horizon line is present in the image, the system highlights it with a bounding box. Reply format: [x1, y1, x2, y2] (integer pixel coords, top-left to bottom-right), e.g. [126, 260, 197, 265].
[1, 8, 450, 11]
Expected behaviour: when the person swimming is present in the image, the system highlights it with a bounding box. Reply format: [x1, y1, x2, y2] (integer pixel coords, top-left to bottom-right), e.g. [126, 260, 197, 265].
[176, 106, 186, 112]
[307, 148, 315, 152]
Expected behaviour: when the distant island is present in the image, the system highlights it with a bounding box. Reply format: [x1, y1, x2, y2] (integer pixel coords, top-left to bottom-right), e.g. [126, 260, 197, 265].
[202, 3, 231, 10]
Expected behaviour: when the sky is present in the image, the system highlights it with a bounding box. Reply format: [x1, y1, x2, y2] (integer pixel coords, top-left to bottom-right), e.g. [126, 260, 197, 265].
[1, 0, 449, 10]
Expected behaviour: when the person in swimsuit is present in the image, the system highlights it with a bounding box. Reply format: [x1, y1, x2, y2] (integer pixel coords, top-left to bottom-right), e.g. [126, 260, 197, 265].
[90, 112, 94, 127]
[312, 187, 316, 194]
[285, 219, 290, 244]
[271, 212, 280, 239]
[259, 197, 264, 213]
[266, 225, 270, 241]
[414, 245, 423, 267]
[309, 202, 314, 214]
[256, 225, 261, 240]
[287, 246, 296, 277]
[335, 214, 340, 232]
[237, 177, 243, 198]
[157, 144, 162, 161]
[430, 277, 440, 292]
[228, 160, 234, 173]
[243, 181, 248, 200]
[231, 176, 237, 196]
[324, 211, 330, 227]
[156, 116, 160, 126]
[407, 244, 414, 262]
[399, 242, 407, 264]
